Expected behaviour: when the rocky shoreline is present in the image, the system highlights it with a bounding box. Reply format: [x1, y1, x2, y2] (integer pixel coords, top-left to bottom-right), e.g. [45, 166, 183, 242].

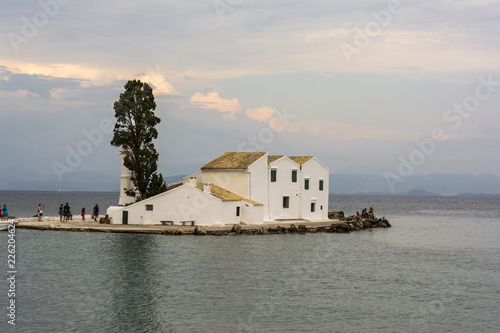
[191, 211, 392, 236]
[192, 217, 391, 236]
[14, 211, 391, 236]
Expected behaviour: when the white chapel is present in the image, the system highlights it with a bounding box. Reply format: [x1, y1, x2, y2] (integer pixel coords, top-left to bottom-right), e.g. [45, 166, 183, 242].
[107, 152, 330, 225]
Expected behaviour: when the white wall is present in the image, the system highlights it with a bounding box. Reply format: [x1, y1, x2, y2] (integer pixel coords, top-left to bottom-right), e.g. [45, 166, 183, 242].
[107, 184, 265, 226]
[221, 201, 241, 225]
[267, 157, 301, 220]
[248, 154, 269, 215]
[201, 170, 249, 198]
[300, 158, 329, 220]
[241, 203, 263, 224]
[109, 185, 225, 225]
[220, 200, 263, 225]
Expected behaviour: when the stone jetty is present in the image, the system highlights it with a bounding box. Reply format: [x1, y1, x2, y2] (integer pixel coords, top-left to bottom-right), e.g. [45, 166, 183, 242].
[14, 212, 391, 236]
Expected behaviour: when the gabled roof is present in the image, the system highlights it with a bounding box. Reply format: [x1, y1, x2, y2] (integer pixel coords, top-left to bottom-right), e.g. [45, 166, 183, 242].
[201, 152, 266, 170]
[288, 156, 314, 165]
[195, 183, 263, 206]
[267, 155, 284, 164]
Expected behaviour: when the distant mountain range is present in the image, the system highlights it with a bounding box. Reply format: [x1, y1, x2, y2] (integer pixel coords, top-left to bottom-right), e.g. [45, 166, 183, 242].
[1, 166, 499, 196]
[330, 173, 500, 196]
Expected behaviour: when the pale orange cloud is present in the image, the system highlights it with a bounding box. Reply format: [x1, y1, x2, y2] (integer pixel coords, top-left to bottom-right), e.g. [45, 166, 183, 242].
[245, 106, 275, 121]
[244, 106, 303, 133]
[1, 61, 111, 87]
[136, 73, 180, 96]
[190, 92, 241, 119]
[244, 106, 300, 133]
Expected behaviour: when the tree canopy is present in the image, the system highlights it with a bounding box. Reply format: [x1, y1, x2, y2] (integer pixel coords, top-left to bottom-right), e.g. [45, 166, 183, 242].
[111, 79, 166, 200]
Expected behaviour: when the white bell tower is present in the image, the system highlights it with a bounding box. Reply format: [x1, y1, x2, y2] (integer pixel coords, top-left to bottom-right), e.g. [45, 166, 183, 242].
[118, 148, 137, 206]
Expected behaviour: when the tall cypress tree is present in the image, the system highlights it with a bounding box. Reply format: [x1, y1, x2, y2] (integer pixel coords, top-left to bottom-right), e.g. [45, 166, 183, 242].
[111, 79, 165, 200]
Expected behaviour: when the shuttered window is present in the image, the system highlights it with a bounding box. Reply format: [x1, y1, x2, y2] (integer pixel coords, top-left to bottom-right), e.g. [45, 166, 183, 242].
[292, 170, 297, 182]
[271, 169, 277, 182]
[319, 179, 324, 191]
[305, 178, 309, 190]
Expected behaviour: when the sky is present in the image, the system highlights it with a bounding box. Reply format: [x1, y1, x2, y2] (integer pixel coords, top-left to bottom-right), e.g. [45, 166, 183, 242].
[1, 0, 500, 187]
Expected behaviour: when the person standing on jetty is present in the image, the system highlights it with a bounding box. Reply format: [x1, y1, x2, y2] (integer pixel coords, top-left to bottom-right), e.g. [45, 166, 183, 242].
[3, 204, 8, 218]
[93, 204, 99, 222]
[63, 203, 70, 222]
[38, 204, 44, 222]
[58, 204, 64, 222]
[81, 208, 86, 221]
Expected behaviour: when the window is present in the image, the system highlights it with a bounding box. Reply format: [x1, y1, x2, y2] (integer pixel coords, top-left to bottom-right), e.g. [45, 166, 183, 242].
[271, 169, 277, 182]
[292, 170, 297, 182]
[319, 179, 324, 191]
[283, 196, 289, 208]
[304, 178, 309, 190]
[236, 206, 240, 217]
[145, 204, 153, 211]
[311, 203, 316, 212]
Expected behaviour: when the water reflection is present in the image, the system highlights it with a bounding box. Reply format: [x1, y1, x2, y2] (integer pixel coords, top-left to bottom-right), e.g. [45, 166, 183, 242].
[105, 234, 174, 332]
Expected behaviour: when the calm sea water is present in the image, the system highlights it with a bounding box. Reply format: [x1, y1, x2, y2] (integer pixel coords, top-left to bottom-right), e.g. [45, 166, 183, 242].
[0, 192, 499, 332]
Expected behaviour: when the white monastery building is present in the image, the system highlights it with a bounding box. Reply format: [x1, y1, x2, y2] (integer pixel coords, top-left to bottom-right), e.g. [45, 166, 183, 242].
[107, 152, 330, 225]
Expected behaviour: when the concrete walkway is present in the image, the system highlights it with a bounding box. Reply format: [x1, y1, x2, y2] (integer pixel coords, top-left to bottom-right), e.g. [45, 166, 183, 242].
[14, 216, 344, 235]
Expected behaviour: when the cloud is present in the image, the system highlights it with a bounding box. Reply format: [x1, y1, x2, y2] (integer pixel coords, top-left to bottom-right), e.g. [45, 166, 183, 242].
[244, 106, 302, 133]
[0, 61, 110, 86]
[1, 61, 182, 97]
[136, 66, 181, 96]
[245, 106, 275, 122]
[0, 67, 84, 99]
[190, 92, 241, 119]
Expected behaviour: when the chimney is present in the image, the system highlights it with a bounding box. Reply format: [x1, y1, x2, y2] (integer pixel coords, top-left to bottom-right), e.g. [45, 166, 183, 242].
[188, 176, 197, 186]
[203, 183, 211, 194]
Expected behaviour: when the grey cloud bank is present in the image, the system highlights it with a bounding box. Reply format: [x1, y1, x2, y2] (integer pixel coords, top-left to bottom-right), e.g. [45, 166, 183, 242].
[1, 0, 499, 192]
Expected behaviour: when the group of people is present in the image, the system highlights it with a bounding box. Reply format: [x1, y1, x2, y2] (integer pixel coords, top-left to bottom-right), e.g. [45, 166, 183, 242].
[355, 207, 376, 222]
[57, 203, 73, 222]
[0, 204, 8, 220]
[37, 203, 100, 222]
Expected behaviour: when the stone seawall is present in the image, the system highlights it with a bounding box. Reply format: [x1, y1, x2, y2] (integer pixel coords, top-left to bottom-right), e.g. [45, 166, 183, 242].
[15, 215, 391, 236]
[192, 217, 391, 236]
